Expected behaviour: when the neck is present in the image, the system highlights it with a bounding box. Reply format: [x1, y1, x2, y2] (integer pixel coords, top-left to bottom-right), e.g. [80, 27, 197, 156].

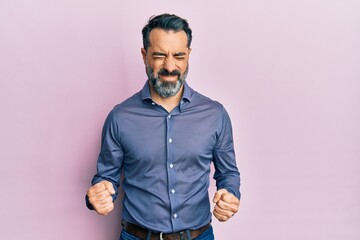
[149, 82, 184, 113]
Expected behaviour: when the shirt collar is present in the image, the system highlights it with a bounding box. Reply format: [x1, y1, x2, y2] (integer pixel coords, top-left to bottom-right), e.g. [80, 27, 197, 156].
[141, 81, 192, 103]
[141, 81, 152, 101]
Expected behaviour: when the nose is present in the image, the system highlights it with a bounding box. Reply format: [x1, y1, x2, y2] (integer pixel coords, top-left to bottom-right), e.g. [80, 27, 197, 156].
[163, 57, 176, 73]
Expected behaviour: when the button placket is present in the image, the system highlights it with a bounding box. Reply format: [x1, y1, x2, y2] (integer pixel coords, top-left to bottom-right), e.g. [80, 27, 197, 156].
[166, 113, 178, 226]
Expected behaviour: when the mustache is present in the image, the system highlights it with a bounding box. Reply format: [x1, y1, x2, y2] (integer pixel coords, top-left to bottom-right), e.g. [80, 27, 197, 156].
[158, 68, 181, 77]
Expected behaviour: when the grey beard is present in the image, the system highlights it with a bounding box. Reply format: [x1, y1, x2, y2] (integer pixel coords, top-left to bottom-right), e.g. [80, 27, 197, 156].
[146, 65, 188, 98]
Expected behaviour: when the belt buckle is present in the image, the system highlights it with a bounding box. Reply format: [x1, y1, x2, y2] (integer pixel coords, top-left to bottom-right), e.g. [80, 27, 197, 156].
[159, 232, 164, 240]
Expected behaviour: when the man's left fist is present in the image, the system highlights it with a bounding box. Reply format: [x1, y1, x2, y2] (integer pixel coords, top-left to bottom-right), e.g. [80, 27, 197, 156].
[212, 189, 240, 222]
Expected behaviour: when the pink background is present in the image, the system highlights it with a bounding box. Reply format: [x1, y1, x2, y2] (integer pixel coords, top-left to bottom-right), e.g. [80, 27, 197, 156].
[1, 0, 359, 239]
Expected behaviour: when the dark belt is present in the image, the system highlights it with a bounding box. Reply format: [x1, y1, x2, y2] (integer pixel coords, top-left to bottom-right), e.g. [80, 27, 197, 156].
[122, 220, 211, 240]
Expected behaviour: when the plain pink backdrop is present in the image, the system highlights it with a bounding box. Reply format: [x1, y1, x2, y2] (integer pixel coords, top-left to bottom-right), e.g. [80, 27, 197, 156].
[1, 0, 359, 239]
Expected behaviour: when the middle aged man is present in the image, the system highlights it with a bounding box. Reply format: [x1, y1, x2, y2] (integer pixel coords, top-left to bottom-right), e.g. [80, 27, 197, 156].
[86, 13, 241, 240]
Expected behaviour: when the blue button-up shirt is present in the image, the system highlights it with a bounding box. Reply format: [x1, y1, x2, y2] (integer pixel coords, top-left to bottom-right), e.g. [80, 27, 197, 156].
[91, 81, 240, 233]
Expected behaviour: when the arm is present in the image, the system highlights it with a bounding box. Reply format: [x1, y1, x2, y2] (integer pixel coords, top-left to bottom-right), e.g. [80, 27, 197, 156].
[212, 106, 241, 221]
[86, 109, 124, 215]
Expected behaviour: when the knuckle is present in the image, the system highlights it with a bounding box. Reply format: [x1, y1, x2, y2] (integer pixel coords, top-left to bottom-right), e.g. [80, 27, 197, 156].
[93, 203, 102, 212]
[97, 209, 106, 215]
[106, 196, 113, 204]
[217, 201, 228, 210]
[219, 215, 228, 222]
[102, 204, 114, 215]
[233, 206, 239, 213]
[89, 195, 100, 204]
[218, 201, 226, 208]
[87, 188, 94, 196]
[223, 195, 231, 202]
[88, 194, 103, 205]
[108, 203, 114, 211]
[224, 194, 236, 203]
[97, 192, 105, 199]
[88, 197, 95, 205]
[94, 182, 105, 190]
[102, 191, 110, 198]
[95, 205, 111, 216]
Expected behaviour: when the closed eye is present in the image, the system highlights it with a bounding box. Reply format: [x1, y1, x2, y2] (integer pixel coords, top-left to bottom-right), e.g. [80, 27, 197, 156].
[151, 52, 187, 60]
[153, 56, 166, 60]
[174, 52, 186, 60]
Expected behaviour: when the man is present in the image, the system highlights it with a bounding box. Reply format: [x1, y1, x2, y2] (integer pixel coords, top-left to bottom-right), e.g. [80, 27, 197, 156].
[86, 13, 241, 240]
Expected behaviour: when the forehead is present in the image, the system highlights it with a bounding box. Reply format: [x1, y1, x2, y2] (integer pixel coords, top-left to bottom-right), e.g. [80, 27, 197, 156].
[148, 28, 188, 51]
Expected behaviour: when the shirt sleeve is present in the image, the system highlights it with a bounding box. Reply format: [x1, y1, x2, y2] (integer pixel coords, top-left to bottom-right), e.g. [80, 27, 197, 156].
[86, 109, 124, 209]
[212, 106, 241, 199]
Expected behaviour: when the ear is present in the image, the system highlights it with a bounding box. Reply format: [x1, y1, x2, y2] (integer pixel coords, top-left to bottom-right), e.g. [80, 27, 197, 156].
[141, 48, 147, 64]
[188, 48, 192, 55]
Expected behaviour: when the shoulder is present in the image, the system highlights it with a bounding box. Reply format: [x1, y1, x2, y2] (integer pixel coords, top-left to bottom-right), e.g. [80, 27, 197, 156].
[190, 88, 226, 113]
[112, 91, 143, 115]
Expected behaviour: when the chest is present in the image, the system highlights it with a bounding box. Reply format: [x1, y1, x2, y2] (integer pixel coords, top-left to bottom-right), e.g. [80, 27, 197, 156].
[117, 112, 219, 163]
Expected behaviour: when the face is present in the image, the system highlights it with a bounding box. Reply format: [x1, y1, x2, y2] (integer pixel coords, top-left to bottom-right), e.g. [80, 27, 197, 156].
[141, 28, 191, 98]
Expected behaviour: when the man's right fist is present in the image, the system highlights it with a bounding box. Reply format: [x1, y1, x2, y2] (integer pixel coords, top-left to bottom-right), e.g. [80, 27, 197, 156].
[87, 180, 115, 215]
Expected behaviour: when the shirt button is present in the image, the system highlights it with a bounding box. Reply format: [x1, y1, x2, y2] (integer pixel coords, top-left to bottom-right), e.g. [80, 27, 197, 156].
[151, 102, 155, 105]
[169, 138, 173, 143]
[167, 115, 171, 118]
[173, 214, 177, 219]
[169, 164, 173, 168]
[171, 189, 175, 194]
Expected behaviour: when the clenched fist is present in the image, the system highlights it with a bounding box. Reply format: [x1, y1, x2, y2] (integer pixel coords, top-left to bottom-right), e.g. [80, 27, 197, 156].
[87, 180, 115, 215]
[213, 189, 240, 222]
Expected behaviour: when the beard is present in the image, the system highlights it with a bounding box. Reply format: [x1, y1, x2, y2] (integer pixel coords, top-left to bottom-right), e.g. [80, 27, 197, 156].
[145, 64, 189, 98]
